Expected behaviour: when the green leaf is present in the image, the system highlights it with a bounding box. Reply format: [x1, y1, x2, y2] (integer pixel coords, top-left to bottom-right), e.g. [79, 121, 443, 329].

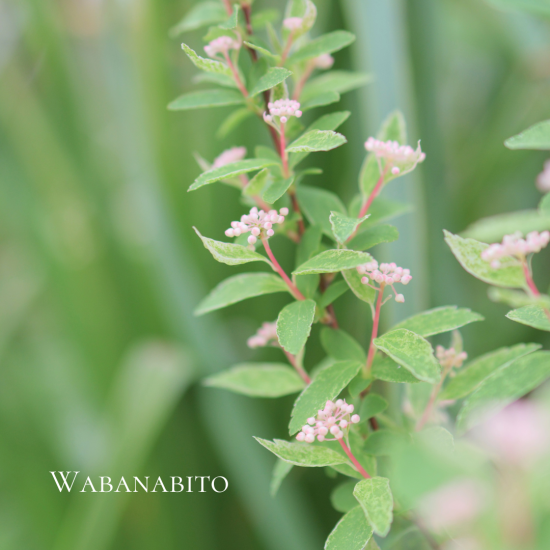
[325, 507, 373, 550]
[168, 89, 244, 111]
[277, 299, 316, 355]
[204, 363, 305, 397]
[372, 354, 420, 384]
[262, 176, 295, 203]
[330, 211, 370, 244]
[331, 481, 360, 513]
[250, 67, 293, 97]
[287, 30, 356, 65]
[392, 306, 484, 337]
[488, 287, 550, 309]
[195, 273, 289, 315]
[444, 230, 525, 289]
[181, 43, 232, 76]
[243, 40, 280, 60]
[461, 210, 550, 243]
[219, 4, 239, 28]
[360, 111, 406, 197]
[342, 267, 376, 305]
[457, 351, 550, 433]
[307, 111, 351, 132]
[193, 72, 236, 88]
[360, 394, 388, 419]
[251, 9, 280, 29]
[506, 305, 550, 331]
[321, 328, 366, 362]
[289, 360, 363, 434]
[255, 437, 347, 467]
[505, 119, 550, 150]
[189, 159, 278, 191]
[194, 227, 271, 267]
[286, 130, 347, 153]
[270, 459, 293, 496]
[243, 167, 271, 197]
[301, 71, 372, 103]
[318, 280, 349, 309]
[540, 193, 550, 213]
[296, 186, 346, 237]
[374, 329, 441, 383]
[348, 224, 399, 251]
[169, 2, 226, 36]
[353, 477, 393, 537]
[296, 225, 323, 265]
[294, 250, 373, 275]
[439, 343, 541, 401]
[301, 91, 341, 111]
[217, 108, 254, 139]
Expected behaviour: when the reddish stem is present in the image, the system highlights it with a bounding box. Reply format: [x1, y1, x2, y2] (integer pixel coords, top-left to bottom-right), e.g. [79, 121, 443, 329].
[223, 53, 248, 97]
[339, 439, 370, 478]
[280, 34, 294, 65]
[283, 349, 311, 384]
[365, 283, 385, 376]
[522, 260, 550, 321]
[320, 274, 339, 329]
[280, 123, 289, 177]
[358, 166, 389, 219]
[262, 237, 305, 300]
[221, 0, 232, 15]
[293, 62, 315, 100]
[415, 364, 451, 432]
[289, 192, 305, 237]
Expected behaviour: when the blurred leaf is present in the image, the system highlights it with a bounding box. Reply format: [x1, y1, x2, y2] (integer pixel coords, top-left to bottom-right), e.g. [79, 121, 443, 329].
[252, 9, 280, 28]
[505, 119, 550, 149]
[263, 175, 295, 203]
[359, 394, 388, 419]
[250, 67, 293, 97]
[195, 273, 289, 315]
[287, 130, 347, 153]
[296, 186, 346, 236]
[193, 72, 236, 88]
[301, 92, 341, 111]
[363, 430, 407, 456]
[362, 197, 411, 225]
[287, 31, 356, 65]
[342, 268, 376, 304]
[457, 351, 550, 433]
[462, 210, 550, 242]
[189, 158, 278, 190]
[321, 328, 366, 362]
[169, 2, 227, 36]
[217, 108, 254, 138]
[255, 438, 347, 467]
[297, 225, 323, 265]
[181, 43, 232, 76]
[244, 168, 272, 197]
[271, 459, 293, 496]
[488, 287, 549, 309]
[168, 89, 244, 110]
[330, 212, 369, 244]
[331, 480, 359, 512]
[506, 305, 550, 331]
[325, 506, 373, 550]
[219, 4, 239, 29]
[371, 355, 420, 384]
[374, 329, 440, 383]
[392, 306, 484, 337]
[301, 72, 372, 102]
[439, 343, 541, 400]
[294, 250, 372, 275]
[204, 364, 305, 397]
[318, 280, 349, 308]
[540, 193, 550, 212]
[194, 227, 271, 266]
[444, 230, 525, 289]
[244, 41, 280, 61]
[348, 224, 399, 251]
[277, 299, 316, 354]
[353, 477, 393, 536]
[289, 360, 363, 434]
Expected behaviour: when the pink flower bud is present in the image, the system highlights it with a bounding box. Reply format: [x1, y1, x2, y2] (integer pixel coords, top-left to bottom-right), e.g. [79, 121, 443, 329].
[304, 433, 315, 443]
[351, 415, 360, 424]
[296, 432, 305, 441]
[395, 294, 405, 303]
[248, 235, 257, 245]
[280, 207, 289, 216]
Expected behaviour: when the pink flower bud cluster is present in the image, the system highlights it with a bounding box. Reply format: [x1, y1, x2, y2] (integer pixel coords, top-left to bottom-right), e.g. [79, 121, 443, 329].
[436, 346, 467, 370]
[283, 17, 304, 31]
[247, 321, 278, 349]
[263, 99, 302, 125]
[314, 53, 334, 69]
[364, 137, 425, 176]
[536, 160, 550, 193]
[357, 260, 412, 303]
[225, 206, 289, 245]
[296, 399, 360, 443]
[481, 231, 550, 269]
[212, 146, 246, 169]
[204, 36, 241, 58]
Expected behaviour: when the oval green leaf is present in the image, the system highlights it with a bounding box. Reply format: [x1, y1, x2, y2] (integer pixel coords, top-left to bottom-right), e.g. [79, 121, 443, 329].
[353, 477, 393, 537]
[277, 299, 316, 355]
[293, 250, 373, 275]
[324, 506, 373, 550]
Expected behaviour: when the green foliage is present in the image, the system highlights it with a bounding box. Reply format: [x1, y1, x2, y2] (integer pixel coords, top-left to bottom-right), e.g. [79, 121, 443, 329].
[321, 328, 366, 362]
[296, 186, 346, 236]
[294, 250, 373, 275]
[301, 91, 341, 111]
[263, 176, 295, 203]
[392, 306, 484, 337]
[189, 159, 278, 190]
[286, 130, 347, 153]
[324, 507, 373, 550]
[348, 224, 399, 251]
[217, 108, 254, 138]
[439, 343, 541, 400]
[301, 72, 372, 102]
[317, 280, 349, 309]
[194, 228, 272, 266]
[168, 89, 244, 111]
[353, 477, 393, 537]
[270, 459, 294, 496]
[540, 193, 550, 212]
[371, 355, 421, 384]
[506, 305, 550, 331]
[444, 230, 526, 288]
[219, 4, 239, 29]
[289, 360, 363, 434]
[363, 430, 407, 456]
[250, 67, 293, 97]
[363, 197, 411, 225]
[342, 268, 376, 304]
[505, 119, 550, 149]
[195, 273, 289, 315]
[204, 363, 305, 397]
[331, 481, 359, 513]
[254, 438, 348, 467]
[277, 300, 316, 355]
[330, 212, 370, 244]
[359, 394, 388, 419]
[169, 2, 227, 35]
[181, 43, 232, 76]
[287, 31, 356, 65]
[374, 329, 441, 383]
[457, 351, 550, 433]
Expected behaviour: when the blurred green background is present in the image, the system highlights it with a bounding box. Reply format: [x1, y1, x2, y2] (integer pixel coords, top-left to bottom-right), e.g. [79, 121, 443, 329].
[1, 0, 549, 548]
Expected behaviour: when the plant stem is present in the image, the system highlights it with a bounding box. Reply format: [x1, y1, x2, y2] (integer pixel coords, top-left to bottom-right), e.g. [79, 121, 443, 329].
[415, 364, 451, 432]
[262, 237, 305, 300]
[280, 34, 294, 65]
[338, 439, 370, 478]
[522, 259, 550, 321]
[319, 274, 339, 328]
[221, 0, 232, 15]
[284, 349, 311, 384]
[293, 62, 315, 100]
[224, 53, 248, 97]
[358, 166, 388, 218]
[289, 191, 305, 236]
[280, 123, 289, 177]
[365, 283, 385, 376]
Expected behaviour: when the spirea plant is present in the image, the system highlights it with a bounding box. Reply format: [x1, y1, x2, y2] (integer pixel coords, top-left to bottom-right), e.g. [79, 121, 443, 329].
[170, 2, 550, 548]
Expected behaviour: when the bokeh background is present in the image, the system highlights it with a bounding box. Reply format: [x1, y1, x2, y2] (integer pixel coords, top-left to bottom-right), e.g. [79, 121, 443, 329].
[1, 0, 550, 549]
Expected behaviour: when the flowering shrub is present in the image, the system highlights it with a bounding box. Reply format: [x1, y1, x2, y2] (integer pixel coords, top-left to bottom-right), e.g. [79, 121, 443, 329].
[170, 1, 550, 548]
